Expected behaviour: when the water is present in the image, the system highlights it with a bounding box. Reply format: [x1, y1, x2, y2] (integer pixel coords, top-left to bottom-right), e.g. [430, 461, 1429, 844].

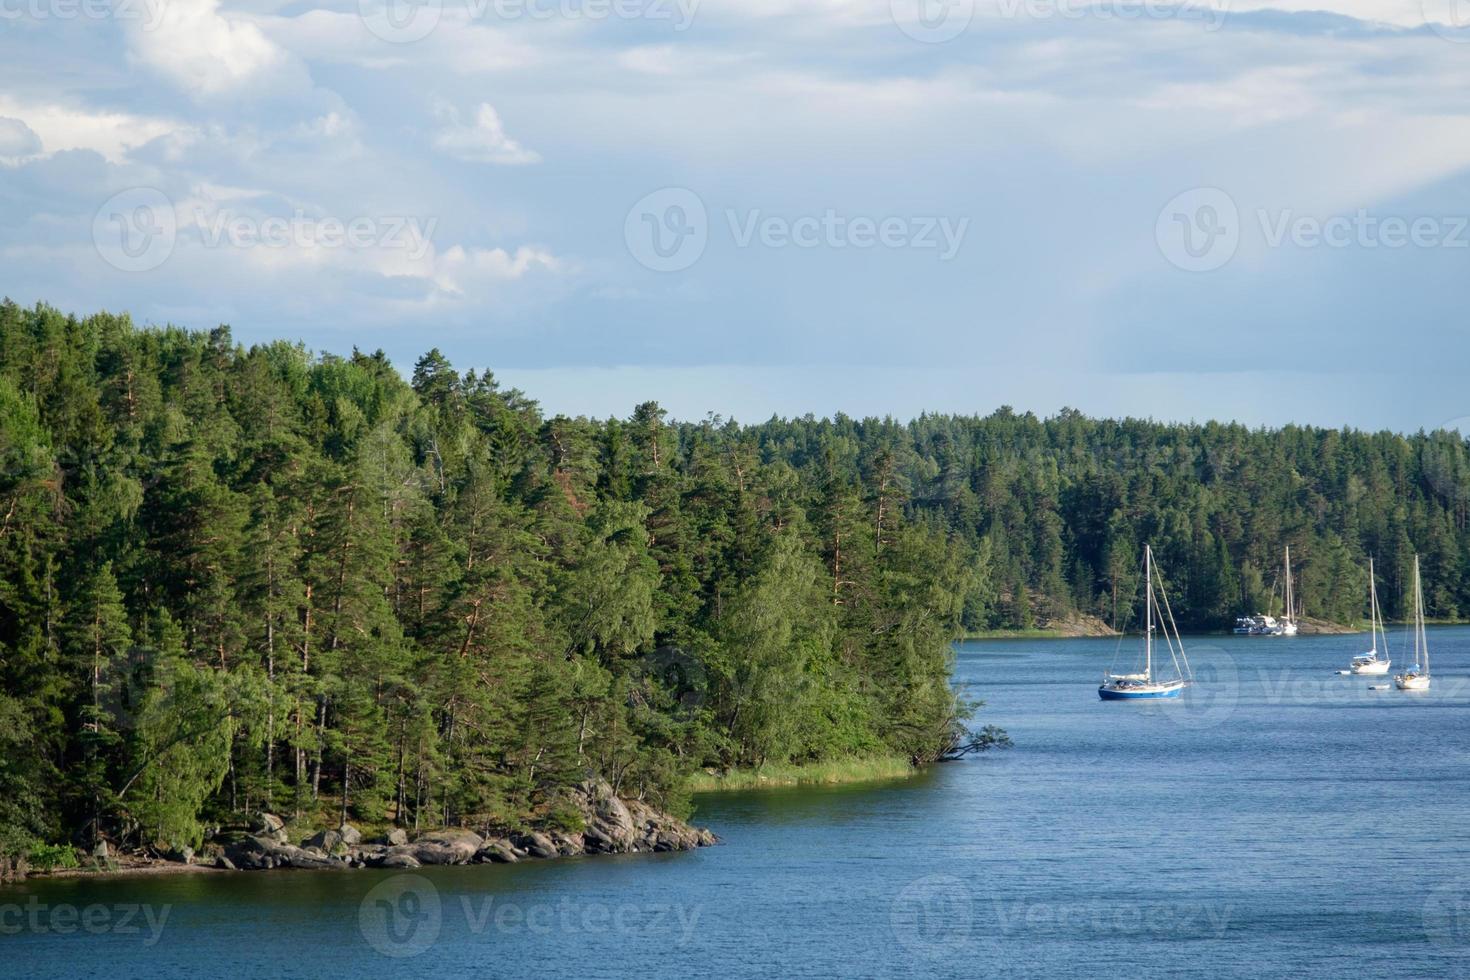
[8, 629, 1470, 978]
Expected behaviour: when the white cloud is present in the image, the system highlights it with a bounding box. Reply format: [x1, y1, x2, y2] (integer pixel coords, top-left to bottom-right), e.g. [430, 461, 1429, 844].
[127, 0, 290, 96]
[0, 117, 42, 164]
[432, 103, 541, 165]
[0, 99, 181, 164]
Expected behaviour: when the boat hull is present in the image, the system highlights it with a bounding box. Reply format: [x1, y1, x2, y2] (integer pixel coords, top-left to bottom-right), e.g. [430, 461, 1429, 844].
[1351, 660, 1390, 675]
[1098, 684, 1184, 701]
[1393, 674, 1430, 691]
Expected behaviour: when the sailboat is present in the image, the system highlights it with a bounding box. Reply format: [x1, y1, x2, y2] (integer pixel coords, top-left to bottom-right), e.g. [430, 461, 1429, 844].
[1099, 545, 1192, 700]
[1394, 556, 1431, 692]
[1350, 557, 1391, 675]
[1278, 545, 1299, 636]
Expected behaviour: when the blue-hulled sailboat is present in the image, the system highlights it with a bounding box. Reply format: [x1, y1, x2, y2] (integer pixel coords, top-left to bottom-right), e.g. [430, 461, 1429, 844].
[1099, 545, 1192, 700]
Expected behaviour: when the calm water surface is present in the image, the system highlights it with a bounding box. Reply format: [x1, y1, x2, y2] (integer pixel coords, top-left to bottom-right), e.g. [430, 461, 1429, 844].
[8, 629, 1470, 978]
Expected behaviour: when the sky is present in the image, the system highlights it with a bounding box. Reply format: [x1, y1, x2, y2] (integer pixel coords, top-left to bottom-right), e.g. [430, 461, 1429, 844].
[3, 1, 1470, 432]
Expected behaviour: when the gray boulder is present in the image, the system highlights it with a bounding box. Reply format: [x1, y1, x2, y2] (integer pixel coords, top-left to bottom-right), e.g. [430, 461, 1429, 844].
[477, 840, 519, 864]
[510, 831, 558, 859]
[412, 829, 483, 864]
[338, 824, 362, 846]
[252, 813, 288, 844]
[301, 829, 343, 852]
[378, 851, 421, 869]
[223, 834, 346, 871]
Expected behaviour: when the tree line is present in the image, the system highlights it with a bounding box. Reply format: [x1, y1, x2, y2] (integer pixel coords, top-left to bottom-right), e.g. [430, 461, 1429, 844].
[0, 303, 979, 862]
[5, 301, 1469, 862]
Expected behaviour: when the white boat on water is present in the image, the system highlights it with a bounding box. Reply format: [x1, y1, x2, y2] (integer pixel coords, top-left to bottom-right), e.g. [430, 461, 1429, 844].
[1099, 545, 1192, 700]
[1351, 557, 1391, 675]
[1394, 556, 1431, 692]
[1279, 546, 1299, 636]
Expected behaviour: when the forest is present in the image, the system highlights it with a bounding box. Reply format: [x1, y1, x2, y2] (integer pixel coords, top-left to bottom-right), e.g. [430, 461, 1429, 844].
[0, 303, 979, 865]
[4, 301, 1470, 863]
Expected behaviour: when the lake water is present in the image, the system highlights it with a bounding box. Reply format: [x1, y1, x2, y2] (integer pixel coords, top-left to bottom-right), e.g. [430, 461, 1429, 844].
[8, 629, 1470, 978]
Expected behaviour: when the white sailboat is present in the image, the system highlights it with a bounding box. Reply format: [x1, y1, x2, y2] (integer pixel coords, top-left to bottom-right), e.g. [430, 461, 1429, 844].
[1278, 545, 1299, 636]
[1099, 545, 1192, 700]
[1350, 557, 1391, 675]
[1394, 556, 1431, 692]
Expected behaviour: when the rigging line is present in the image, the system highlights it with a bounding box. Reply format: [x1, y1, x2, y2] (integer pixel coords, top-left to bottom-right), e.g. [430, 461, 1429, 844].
[1154, 561, 1192, 682]
[1107, 570, 1140, 676]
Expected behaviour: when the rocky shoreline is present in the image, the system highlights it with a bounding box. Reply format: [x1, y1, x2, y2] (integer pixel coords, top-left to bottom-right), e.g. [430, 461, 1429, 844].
[29, 780, 715, 880]
[220, 780, 715, 873]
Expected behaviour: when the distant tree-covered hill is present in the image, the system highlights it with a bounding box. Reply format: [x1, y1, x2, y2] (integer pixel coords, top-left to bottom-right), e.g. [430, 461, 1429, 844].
[3, 301, 1467, 860]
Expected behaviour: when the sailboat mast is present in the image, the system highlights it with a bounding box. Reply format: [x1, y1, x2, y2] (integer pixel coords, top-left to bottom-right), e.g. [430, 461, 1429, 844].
[1145, 545, 1153, 680]
[1369, 557, 1379, 647]
[1416, 555, 1427, 673]
[1285, 545, 1294, 621]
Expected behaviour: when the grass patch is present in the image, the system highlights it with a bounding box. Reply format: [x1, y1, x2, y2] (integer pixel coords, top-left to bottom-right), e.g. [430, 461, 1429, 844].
[959, 628, 1072, 640]
[688, 755, 917, 793]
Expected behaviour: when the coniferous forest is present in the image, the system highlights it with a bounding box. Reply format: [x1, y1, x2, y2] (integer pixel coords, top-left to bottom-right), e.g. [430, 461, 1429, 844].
[5, 301, 1470, 862]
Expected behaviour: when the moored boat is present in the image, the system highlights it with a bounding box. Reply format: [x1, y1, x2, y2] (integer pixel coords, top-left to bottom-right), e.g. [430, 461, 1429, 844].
[1099, 545, 1191, 700]
[1351, 558, 1391, 675]
[1393, 556, 1431, 692]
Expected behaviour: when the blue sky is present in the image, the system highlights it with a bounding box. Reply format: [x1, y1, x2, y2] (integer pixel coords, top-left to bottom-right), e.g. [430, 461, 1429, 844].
[3, 1, 1470, 430]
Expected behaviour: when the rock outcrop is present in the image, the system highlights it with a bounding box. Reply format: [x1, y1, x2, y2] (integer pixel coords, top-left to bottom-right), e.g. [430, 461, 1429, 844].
[217, 779, 715, 874]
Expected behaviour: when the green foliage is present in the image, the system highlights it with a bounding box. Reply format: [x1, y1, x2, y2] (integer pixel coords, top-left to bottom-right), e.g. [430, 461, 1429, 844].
[0, 302, 988, 850]
[27, 843, 78, 871]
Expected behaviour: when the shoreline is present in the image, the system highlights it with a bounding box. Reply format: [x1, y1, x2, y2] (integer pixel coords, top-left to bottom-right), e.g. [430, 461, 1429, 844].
[7, 779, 716, 885]
[688, 755, 919, 793]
